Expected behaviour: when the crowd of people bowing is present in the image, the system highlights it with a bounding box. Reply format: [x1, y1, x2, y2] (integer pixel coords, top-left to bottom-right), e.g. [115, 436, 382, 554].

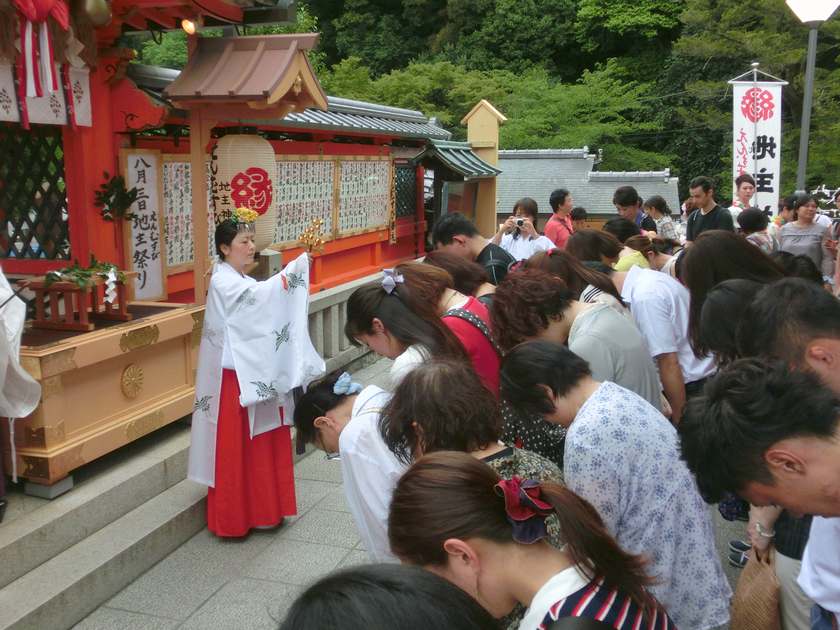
[189, 177, 840, 630]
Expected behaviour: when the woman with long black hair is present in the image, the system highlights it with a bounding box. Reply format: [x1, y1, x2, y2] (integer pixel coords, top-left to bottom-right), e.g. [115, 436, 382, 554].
[345, 278, 469, 389]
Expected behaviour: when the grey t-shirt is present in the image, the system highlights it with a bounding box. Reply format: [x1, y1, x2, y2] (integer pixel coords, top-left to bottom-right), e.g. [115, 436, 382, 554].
[779, 221, 834, 278]
[568, 303, 662, 411]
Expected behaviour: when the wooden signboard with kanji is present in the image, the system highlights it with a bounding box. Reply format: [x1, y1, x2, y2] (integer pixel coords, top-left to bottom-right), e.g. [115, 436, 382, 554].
[120, 149, 168, 301]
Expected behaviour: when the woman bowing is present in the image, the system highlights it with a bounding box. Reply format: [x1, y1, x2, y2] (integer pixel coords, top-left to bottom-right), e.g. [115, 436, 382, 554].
[189, 208, 325, 537]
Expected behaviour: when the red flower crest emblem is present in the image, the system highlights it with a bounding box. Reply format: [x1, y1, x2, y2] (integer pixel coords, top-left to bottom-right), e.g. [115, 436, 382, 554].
[230, 167, 273, 215]
[740, 88, 775, 123]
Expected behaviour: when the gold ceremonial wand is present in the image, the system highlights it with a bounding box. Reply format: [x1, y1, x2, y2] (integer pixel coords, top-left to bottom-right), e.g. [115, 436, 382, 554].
[298, 218, 326, 254]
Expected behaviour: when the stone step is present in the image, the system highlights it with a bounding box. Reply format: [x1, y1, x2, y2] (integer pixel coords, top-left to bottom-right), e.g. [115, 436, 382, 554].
[0, 422, 192, 590]
[0, 478, 207, 630]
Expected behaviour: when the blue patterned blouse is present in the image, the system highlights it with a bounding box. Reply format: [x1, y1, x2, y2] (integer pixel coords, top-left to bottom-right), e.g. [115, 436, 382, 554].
[563, 382, 731, 629]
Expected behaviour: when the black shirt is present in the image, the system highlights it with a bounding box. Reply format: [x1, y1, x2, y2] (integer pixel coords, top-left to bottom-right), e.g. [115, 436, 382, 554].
[775, 512, 812, 560]
[476, 242, 516, 285]
[685, 205, 735, 241]
[640, 214, 658, 233]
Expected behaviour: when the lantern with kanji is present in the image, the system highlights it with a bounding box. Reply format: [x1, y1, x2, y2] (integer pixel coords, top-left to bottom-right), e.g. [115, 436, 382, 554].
[212, 134, 277, 251]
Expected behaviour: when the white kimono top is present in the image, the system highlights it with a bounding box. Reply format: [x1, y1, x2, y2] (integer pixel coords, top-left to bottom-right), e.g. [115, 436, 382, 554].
[188, 255, 325, 487]
[0, 267, 41, 482]
[0, 268, 40, 419]
[338, 385, 405, 563]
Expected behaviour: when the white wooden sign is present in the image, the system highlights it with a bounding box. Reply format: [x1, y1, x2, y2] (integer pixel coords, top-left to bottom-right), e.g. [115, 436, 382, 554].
[122, 149, 167, 300]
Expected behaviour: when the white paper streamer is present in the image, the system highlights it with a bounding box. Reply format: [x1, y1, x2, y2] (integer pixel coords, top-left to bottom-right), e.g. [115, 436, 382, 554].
[104, 269, 117, 304]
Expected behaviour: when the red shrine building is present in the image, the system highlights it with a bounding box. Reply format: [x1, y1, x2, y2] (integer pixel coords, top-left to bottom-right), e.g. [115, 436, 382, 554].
[0, 1, 499, 491]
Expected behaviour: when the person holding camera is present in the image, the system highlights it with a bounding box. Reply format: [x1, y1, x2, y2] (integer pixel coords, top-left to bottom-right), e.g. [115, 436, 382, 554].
[492, 197, 554, 261]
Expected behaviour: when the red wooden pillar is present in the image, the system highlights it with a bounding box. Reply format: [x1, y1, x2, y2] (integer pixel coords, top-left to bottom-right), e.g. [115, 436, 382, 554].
[62, 59, 123, 268]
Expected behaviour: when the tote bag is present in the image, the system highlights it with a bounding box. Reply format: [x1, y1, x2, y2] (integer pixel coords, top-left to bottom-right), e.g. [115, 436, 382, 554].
[730, 547, 781, 630]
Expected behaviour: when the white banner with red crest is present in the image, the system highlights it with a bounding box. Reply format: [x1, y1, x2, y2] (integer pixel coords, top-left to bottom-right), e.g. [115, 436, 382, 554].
[731, 81, 783, 214]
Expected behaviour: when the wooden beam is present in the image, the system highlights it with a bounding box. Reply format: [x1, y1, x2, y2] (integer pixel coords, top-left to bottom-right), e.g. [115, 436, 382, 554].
[139, 9, 177, 29]
[187, 0, 242, 23]
[119, 11, 148, 30]
[189, 109, 213, 304]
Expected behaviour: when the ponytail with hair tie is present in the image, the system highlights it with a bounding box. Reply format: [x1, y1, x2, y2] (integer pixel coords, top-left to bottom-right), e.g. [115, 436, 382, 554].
[495, 477, 554, 544]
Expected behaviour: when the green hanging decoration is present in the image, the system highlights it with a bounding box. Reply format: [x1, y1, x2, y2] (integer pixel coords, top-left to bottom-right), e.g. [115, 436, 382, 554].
[95, 171, 138, 221]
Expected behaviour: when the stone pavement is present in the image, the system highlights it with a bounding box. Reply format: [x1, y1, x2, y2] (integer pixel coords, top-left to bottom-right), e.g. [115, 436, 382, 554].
[71, 359, 392, 630]
[72, 357, 742, 629]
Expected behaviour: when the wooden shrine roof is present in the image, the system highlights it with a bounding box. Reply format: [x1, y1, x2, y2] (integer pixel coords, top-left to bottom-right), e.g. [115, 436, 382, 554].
[108, 0, 297, 31]
[163, 34, 326, 111]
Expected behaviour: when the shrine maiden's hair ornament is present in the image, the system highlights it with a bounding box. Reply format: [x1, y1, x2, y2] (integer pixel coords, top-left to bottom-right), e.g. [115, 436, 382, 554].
[227, 207, 258, 232]
[381, 269, 405, 294]
[333, 372, 363, 396]
[495, 477, 554, 544]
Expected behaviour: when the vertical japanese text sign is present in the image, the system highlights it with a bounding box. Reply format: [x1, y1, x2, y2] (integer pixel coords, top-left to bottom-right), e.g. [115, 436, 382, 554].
[121, 149, 167, 300]
[732, 81, 783, 214]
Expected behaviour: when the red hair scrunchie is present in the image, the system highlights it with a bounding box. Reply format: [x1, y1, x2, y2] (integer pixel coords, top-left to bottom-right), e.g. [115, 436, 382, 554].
[494, 476, 553, 544]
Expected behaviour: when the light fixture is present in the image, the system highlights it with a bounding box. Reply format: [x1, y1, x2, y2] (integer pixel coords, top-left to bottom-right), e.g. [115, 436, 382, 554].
[785, 0, 840, 24]
[181, 18, 196, 35]
[785, 0, 840, 192]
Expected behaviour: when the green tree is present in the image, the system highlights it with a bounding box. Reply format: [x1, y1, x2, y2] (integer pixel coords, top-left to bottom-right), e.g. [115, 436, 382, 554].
[127, 3, 321, 70]
[436, 0, 580, 79]
[662, 0, 840, 197]
[331, 0, 446, 75]
[575, 0, 684, 56]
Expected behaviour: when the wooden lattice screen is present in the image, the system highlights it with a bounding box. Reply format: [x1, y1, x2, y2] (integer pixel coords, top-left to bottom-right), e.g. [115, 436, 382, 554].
[0, 124, 70, 259]
[394, 165, 417, 219]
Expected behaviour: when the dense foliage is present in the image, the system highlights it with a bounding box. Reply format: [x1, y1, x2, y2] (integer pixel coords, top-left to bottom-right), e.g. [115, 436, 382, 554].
[128, 0, 840, 199]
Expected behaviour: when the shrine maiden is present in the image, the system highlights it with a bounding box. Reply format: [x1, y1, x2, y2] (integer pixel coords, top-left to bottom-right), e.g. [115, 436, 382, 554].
[189, 208, 325, 537]
[0, 267, 41, 522]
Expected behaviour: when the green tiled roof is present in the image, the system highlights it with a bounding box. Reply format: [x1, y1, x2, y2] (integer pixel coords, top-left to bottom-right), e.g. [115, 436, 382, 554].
[412, 140, 501, 180]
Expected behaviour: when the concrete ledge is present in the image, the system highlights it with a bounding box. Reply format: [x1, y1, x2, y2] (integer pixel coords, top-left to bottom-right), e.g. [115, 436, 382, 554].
[0, 425, 191, 589]
[0, 479, 206, 630]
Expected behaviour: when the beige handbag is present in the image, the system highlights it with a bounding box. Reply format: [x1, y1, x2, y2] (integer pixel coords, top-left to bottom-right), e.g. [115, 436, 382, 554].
[730, 547, 781, 630]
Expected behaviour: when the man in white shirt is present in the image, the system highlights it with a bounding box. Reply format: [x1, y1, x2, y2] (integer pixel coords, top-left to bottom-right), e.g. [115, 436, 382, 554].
[613, 265, 715, 423]
[294, 376, 404, 562]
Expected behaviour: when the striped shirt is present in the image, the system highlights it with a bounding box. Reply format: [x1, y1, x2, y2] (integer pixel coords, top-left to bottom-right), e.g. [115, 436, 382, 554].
[520, 567, 677, 630]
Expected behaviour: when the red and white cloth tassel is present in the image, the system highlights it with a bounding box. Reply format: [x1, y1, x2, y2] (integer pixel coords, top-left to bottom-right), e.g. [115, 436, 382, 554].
[20, 15, 59, 99]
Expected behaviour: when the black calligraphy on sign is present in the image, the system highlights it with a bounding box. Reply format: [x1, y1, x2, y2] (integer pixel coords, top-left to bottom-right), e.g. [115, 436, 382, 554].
[752, 135, 777, 161]
[755, 168, 775, 194]
[127, 152, 163, 298]
[132, 158, 153, 290]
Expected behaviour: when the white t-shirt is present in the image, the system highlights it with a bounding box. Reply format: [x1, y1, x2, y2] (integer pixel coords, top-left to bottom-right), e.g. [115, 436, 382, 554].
[388, 344, 428, 389]
[499, 232, 554, 261]
[338, 385, 406, 563]
[620, 266, 715, 384]
[799, 516, 840, 623]
[519, 565, 590, 630]
[816, 213, 833, 229]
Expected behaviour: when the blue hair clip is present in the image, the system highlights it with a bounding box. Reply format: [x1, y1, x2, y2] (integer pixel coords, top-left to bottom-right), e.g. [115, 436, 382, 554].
[333, 372, 363, 396]
[381, 268, 404, 295]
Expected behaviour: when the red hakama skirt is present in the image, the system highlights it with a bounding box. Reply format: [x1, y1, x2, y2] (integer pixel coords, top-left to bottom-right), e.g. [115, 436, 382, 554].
[207, 369, 297, 537]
